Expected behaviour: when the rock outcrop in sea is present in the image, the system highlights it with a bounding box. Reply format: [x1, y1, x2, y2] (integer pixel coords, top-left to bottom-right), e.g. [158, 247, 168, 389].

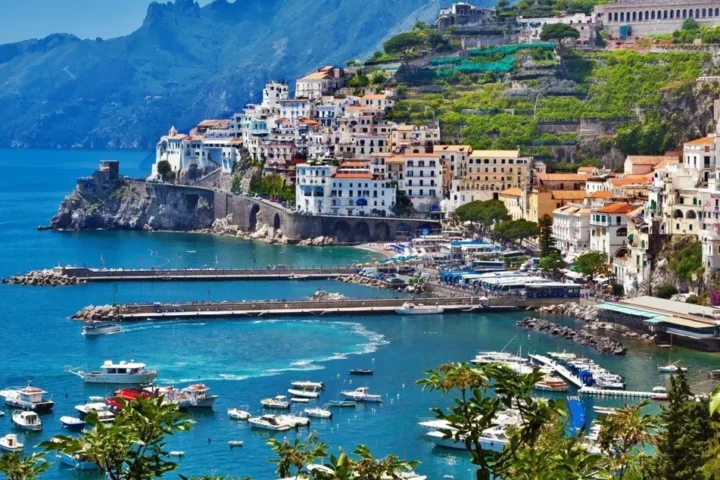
[517, 317, 627, 355]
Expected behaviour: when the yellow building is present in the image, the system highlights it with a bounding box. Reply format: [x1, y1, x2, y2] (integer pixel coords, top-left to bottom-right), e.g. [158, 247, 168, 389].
[527, 190, 586, 223]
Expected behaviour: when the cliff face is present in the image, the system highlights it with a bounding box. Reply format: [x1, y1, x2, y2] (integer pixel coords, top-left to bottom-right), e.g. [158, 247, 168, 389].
[50, 180, 215, 231]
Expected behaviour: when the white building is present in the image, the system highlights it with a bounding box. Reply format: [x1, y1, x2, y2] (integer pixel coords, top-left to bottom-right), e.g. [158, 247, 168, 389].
[400, 151, 443, 212]
[552, 204, 591, 255]
[295, 161, 396, 216]
[295, 66, 345, 100]
[517, 13, 597, 45]
[590, 203, 632, 262]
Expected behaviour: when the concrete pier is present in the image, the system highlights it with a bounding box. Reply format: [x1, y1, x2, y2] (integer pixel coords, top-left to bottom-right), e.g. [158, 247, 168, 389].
[75, 296, 569, 321]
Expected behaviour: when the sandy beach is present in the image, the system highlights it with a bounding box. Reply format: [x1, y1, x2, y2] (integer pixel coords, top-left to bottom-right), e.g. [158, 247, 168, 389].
[354, 242, 395, 258]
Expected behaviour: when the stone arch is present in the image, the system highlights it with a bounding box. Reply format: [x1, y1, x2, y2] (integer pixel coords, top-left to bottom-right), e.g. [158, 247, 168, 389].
[353, 221, 370, 243]
[614, 247, 630, 259]
[334, 220, 351, 242]
[396, 222, 412, 240]
[374, 222, 391, 241]
[687, 210, 697, 219]
[273, 213, 281, 232]
[673, 209, 684, 219]
[249, 204, 260, 231]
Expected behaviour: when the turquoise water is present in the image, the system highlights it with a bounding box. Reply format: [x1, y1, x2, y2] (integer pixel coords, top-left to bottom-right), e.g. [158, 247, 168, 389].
[1, 149, 719, 480]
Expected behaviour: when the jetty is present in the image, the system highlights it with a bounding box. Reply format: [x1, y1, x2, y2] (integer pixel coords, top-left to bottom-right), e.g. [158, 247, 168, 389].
[8, 266, 362, 284]
[579, 387, 663, 399]
[73, 296, 568, 321]
[529, 354, 584, 388]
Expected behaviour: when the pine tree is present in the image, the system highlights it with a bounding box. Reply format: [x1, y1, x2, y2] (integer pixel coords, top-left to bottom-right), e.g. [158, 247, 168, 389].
[538, 215, 556, 257]
[650, 371, 713, 479]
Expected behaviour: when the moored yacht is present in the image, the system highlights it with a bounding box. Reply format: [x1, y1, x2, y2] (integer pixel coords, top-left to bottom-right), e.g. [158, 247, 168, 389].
[340, 387, 382, 403]
[658, 363, 688, 373]
[12, 410, 42, 431]
[75, 402, 112, 419]
[261, 395, 290, 409]
[0, 383, 55, 412]
[291, 381, 325, 390]
[304, 407, 332, 419]
[395, 302, 444, 315]
[180, 384, 218, 409]
[426, 425, 510, 452]
[276, 414, 311, 427]
[228, 408, 251, 421]
[288, 388, 320, 399]
[68, 360, 157, 384]
[248, 414, 292, 431]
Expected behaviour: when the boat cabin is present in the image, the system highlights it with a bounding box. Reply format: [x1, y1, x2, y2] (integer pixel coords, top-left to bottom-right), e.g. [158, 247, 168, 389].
[17, 386, 47, 404]
[98, 360, 147, 375]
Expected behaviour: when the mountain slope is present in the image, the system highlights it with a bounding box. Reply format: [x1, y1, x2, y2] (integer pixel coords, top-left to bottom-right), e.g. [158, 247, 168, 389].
[0, 0, 465, 150]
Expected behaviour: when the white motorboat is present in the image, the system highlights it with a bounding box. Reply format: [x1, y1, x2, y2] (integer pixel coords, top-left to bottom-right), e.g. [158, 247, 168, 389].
[304, 407, 332, 419]
[658, 364, 687, 373]
[82, 321, 122, 336]
[592, 406, 617, 417]
[60, 416, 87, 432]
[291, 397, 310, 404]
[74, 402, 110, 418]
[168, 451, 185, 457]
[395, 302, 444, 315]
[547, 351, 577, 361]
[0, 383, 55, 412]
[291, 381, 325, 391]
[261, 395, 290, 409]
[288, 388, 320, 399]
[653, 385, 668, 393]
[0, 434, 23, 452]
[228, 408, 251, 421]
[228, 441, 244, 448]
[180, 384, 218, 409]
[248, 414, 292, 431]
[68, 360, 157, 384]
[277, 414, 311, 427]
[594, 378, 625, 390]
[12, 410, 42, 431]
[417, 419, 456, 432]
[340, 387, 382, 403]
[427, 425, 509, 452]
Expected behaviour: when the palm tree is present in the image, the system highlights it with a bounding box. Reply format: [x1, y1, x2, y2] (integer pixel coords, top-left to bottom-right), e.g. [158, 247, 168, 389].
[0, 453, 49, 480]
[268, 432, 328, 479]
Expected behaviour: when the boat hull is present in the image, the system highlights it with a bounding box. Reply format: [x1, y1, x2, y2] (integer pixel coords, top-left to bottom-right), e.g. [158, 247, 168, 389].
[83, 373, 157, 384]
[341, 393, 382, 403]
[60, 416, 87, 432]
[0, 444, 24, 452]
[57, 453, 98, 471]
[394, 308, 444, 315]
[12, 421, 41, 431]
[248, 420, 291, 431]
[427, 432, 505, 452]
[4, 398, 55, 413]
[288, 389, 319, 399]
[82, 327, 121, 336]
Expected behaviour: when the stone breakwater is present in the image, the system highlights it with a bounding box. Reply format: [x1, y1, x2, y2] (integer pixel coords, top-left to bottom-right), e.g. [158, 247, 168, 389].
[517, 317, 627, 355]
[2, 270, 85, 286]
[338, 274, 425, 293]
[72, 305, 119, 320]
[535, 302, 599, 321]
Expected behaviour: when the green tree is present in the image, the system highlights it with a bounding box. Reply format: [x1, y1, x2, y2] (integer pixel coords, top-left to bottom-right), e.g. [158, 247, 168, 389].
[650, 371, 714, 479]
[538, 214, 556, 257]
[156, 160, 173, 182]
[573, 251, 607, 281]
[682, 18, 700, 31]
[391, 190, 414, 216]
[348, 72, 370, 89]
[614, 116, 671, 156]
[369, 71, 389, 85]
[493, 219, 539, 245]
[654, 283, 678, 299]
[597, 401, 658, 479]
[383, 31, 424, 58]
[0, 453, 49, 480]
[455, 200, 510, 232]
[268, 432, 328, 479]
[496, 0, 510, 9]
[539, 24, 580, 46]
[350, 445, 419, 480]
[417, 362, 562, 480]
[539, 252, 565, 279]
[43, 397, 193, 480]
[230, 175, 241, 194]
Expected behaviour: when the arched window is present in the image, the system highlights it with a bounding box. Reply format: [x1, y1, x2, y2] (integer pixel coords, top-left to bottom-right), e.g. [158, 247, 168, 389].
[687, 210, 697, 220]
[633, 11, 637, 21]
[670, 10, 674, 19]
[677, 9, 681, 19]
[663, 10, 668, 19]
[673, 209, 684, 219]
[702, 8, 707, 18]
[620, 11, 625, 22]
[716, 8, 719, 16]
[617, 227, 628, 237]
[651, 11, 655, 20]
[696, 8, 701, 18]
[683, 9, 688, 18]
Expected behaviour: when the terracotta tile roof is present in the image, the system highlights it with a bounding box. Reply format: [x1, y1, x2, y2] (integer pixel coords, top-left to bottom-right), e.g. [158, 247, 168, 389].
[434, 145, 472, 153]
[500, 187, 522, 196]
[589, 190, 612, 198]
[550, 190, 587, 200]
[537, 173, 587, 182]
[167, 134, 188, 141]
[340, 161, 369, 168]
[197, 119, 231, 128]
[362, 94, 388, 100]
[684, 136, 714, 146]
[387, 156, 405, 164]
[577, 166, 596, 173]
[596, 202, 633, 214]
[626, 155, 668, 165]
[610, 177, 652, 186]
[332, 173, 373, 179]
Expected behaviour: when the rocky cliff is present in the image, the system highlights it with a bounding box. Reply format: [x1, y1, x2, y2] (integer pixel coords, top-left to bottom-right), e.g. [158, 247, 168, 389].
[49, 180, 214, 231]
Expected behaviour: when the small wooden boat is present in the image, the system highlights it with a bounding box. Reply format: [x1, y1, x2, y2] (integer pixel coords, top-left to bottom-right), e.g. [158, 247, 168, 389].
[328, 400, 356, 408]
[0, 434, 23, 452]
[12, 410, 41, 431]
[349, 369, 373, 376]
[228, 408, 251, 421]
[228, 440, 244, 448]
[56, 452, 98, 470]
[291, 397, 310, 403]
[60, 416, 87, 432]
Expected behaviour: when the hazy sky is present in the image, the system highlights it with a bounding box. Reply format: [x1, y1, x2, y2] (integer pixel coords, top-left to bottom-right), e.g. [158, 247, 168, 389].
[0, 0, 214, 44]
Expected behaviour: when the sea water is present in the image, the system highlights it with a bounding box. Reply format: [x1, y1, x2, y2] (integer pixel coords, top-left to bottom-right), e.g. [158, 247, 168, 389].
[1, 149, 719, 480]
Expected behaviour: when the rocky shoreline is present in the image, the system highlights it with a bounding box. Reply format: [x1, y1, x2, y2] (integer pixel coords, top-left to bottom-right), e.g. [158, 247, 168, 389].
[2, 269, 85, 286]
[72, 305, 119, 320]
[337, 274, 425, 293]
[518, 317, 627, 355]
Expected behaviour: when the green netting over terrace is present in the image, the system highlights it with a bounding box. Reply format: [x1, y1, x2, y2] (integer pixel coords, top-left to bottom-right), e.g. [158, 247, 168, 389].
[454, 56, 516, 73]
[469, 43, 556, 57]
[430, 56, 463, 65]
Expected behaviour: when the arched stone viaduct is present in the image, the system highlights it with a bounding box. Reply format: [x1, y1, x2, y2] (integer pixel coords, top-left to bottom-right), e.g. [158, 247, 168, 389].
[213, 191, 440, 242]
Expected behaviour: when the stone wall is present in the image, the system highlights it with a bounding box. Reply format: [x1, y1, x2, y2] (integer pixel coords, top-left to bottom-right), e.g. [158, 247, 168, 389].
[596, 1, 720, 36]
